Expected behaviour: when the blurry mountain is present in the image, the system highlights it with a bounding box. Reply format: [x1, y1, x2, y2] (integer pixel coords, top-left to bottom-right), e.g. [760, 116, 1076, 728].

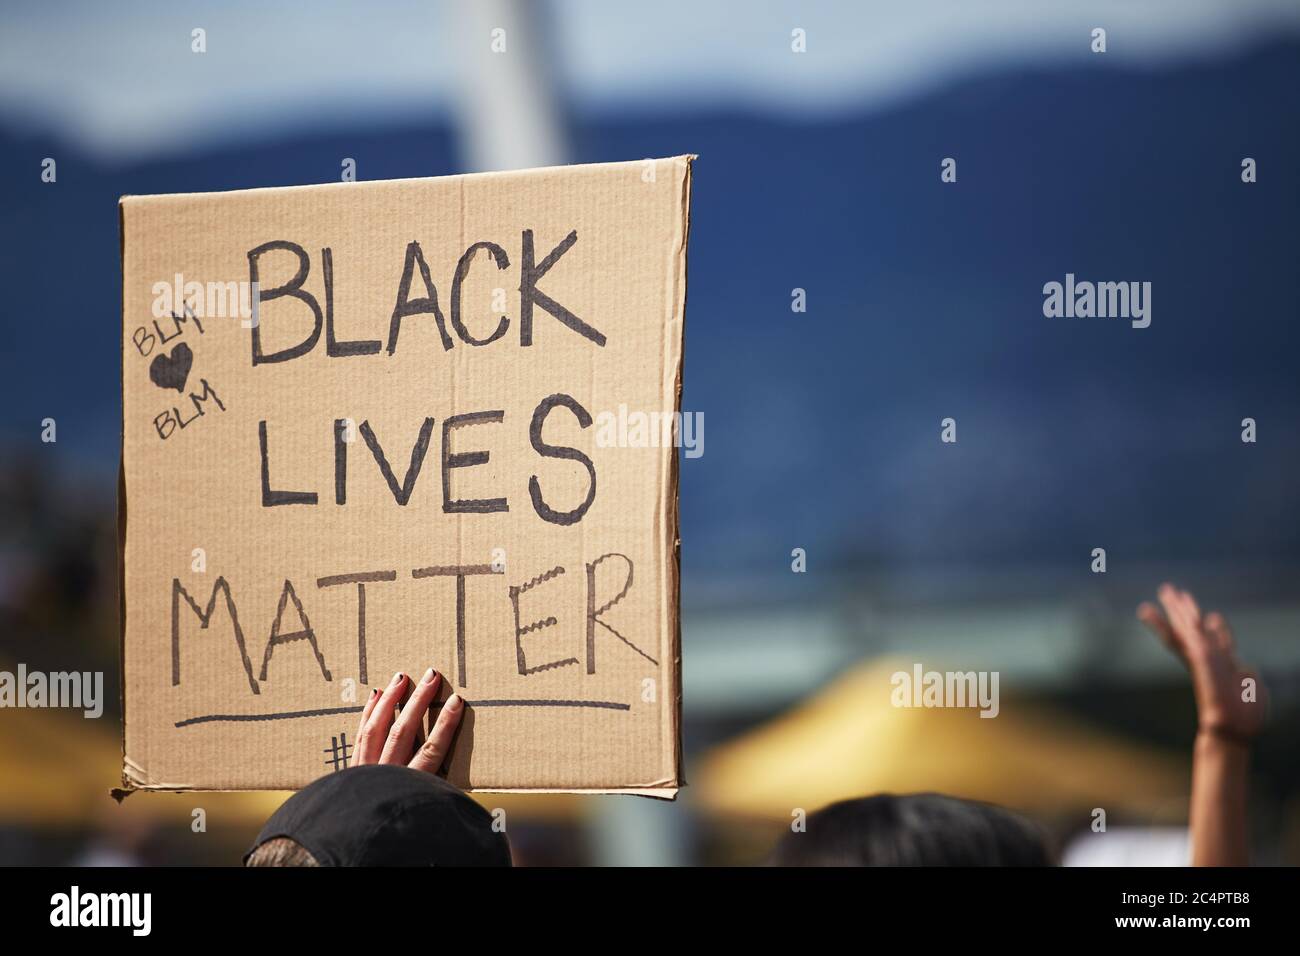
[1, 40, 1297, 597]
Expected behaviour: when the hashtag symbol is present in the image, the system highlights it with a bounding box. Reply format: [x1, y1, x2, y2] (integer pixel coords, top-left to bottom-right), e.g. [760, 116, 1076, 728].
[323, 732, 352, 771]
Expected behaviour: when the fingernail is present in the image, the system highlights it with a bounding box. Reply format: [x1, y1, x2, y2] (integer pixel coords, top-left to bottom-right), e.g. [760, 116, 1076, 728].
[371, 687, 380, 697]
[446, 693, 463, 712]
[422, 667, 437, 684]
[391, 671, 404, 686]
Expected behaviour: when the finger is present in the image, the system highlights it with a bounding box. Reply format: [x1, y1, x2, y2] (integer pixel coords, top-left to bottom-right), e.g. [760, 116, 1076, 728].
[380, 667, 443, 763]
[397, 672, 415, 710]
[1158, 583, 1202, 650]
[408, 693, 465, 775]
[1204, 611, 1236, 655]
[1155, 582, 1181, 627]
[1174, 586, 1216, 660]
[389, 677, 419, 754]
[351, 687, 382, 762]
[1137, 601, 1182, 659]
[1180, 587, 1203, 623]
[1157, 582, 1188, 626]
[409, 671, 431, 749]
[354, 671, 408, 764]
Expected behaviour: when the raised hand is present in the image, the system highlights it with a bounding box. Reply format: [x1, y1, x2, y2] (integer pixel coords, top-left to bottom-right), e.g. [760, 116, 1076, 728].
[1137, 583, 1267, 741]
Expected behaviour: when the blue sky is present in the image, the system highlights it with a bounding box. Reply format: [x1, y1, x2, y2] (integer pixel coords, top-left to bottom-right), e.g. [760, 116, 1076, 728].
[1, 1, 1297, 589]
[2, 0, 1298, 164]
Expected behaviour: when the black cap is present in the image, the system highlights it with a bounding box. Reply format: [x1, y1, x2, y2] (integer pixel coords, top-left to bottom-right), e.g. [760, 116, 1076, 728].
[245, 765, 512, 866]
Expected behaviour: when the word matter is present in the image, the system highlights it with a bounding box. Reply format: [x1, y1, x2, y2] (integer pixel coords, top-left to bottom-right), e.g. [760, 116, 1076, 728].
[170, 553, 650, 695]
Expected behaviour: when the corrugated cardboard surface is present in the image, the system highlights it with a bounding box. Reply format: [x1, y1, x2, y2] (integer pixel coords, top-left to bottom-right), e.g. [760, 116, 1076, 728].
[119, 157, 690, 793]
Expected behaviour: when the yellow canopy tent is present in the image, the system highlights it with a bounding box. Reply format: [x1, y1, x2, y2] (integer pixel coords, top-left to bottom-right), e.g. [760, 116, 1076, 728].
[0, 705, 583, 828]
[693, 659, 1189, 822]
[0, 705, 288, 826]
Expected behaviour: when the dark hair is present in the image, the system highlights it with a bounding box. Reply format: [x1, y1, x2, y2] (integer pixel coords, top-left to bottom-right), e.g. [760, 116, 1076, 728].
[768, 793, 1052, 866]
[245, 837, 321, 867]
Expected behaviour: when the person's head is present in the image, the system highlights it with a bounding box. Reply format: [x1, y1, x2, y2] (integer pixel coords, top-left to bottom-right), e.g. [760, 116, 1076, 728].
[245, 836, 321, 866]
[767, 792, 1052, 866]
[244, 764, 512, 867]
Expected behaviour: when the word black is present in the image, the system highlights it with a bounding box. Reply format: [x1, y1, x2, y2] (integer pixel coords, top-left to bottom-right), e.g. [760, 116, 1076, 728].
[248, 230, 605, 365]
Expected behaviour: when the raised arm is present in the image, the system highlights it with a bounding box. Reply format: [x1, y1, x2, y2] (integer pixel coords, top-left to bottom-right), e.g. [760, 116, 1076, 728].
[1137, 584, 1267, 866]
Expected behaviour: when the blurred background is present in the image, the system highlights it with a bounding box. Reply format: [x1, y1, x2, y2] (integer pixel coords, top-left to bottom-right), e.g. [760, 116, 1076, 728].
[1, 0, 1298, 865]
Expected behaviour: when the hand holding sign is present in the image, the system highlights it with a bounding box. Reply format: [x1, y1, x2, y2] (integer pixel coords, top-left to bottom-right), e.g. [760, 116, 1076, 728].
[351, 670, 464, 774]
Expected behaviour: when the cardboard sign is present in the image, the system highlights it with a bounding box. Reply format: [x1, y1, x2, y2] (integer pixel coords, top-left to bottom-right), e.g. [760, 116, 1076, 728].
[119, 157, 691, 795]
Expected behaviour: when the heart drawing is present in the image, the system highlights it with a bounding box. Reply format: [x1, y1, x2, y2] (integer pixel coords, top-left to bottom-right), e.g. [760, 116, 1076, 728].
[149, 342, 193, 393]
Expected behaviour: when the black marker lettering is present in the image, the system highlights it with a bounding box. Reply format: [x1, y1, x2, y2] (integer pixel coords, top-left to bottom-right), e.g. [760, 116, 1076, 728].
[156, 303, 202, 345]
[450, 241, 510, 346]
[259, 420, 318, 507]
[333, 419, 349, 505]
[442, 410, 508, 514]
[132, 326, 155, 357]
[410, 564, 502, 687]
[259, 579, 331, 682]
[248, 240, 322, 365]
[172, 577, 259, 694]
[517, 231, 603, 348]
[358, 417, 435, 506]
[528, 393, 596, 525]
[153, 411, 176, 440]
[387, 241, 453, 353]
[316, 570, 397, 686]
[585, 553, 655, 672]
[155, 313, 183, 345]
[508, 565, 577, 675]
[323, 246, 382, 357]
[168, 302, 204, 337]
[189, 378, 225, 418]
[174, 397, 203, 430]
[519, 229, 605, 346]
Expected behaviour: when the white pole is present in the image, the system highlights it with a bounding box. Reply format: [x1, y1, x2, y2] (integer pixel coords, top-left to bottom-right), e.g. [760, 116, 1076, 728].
[450, 0, 569, 172]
